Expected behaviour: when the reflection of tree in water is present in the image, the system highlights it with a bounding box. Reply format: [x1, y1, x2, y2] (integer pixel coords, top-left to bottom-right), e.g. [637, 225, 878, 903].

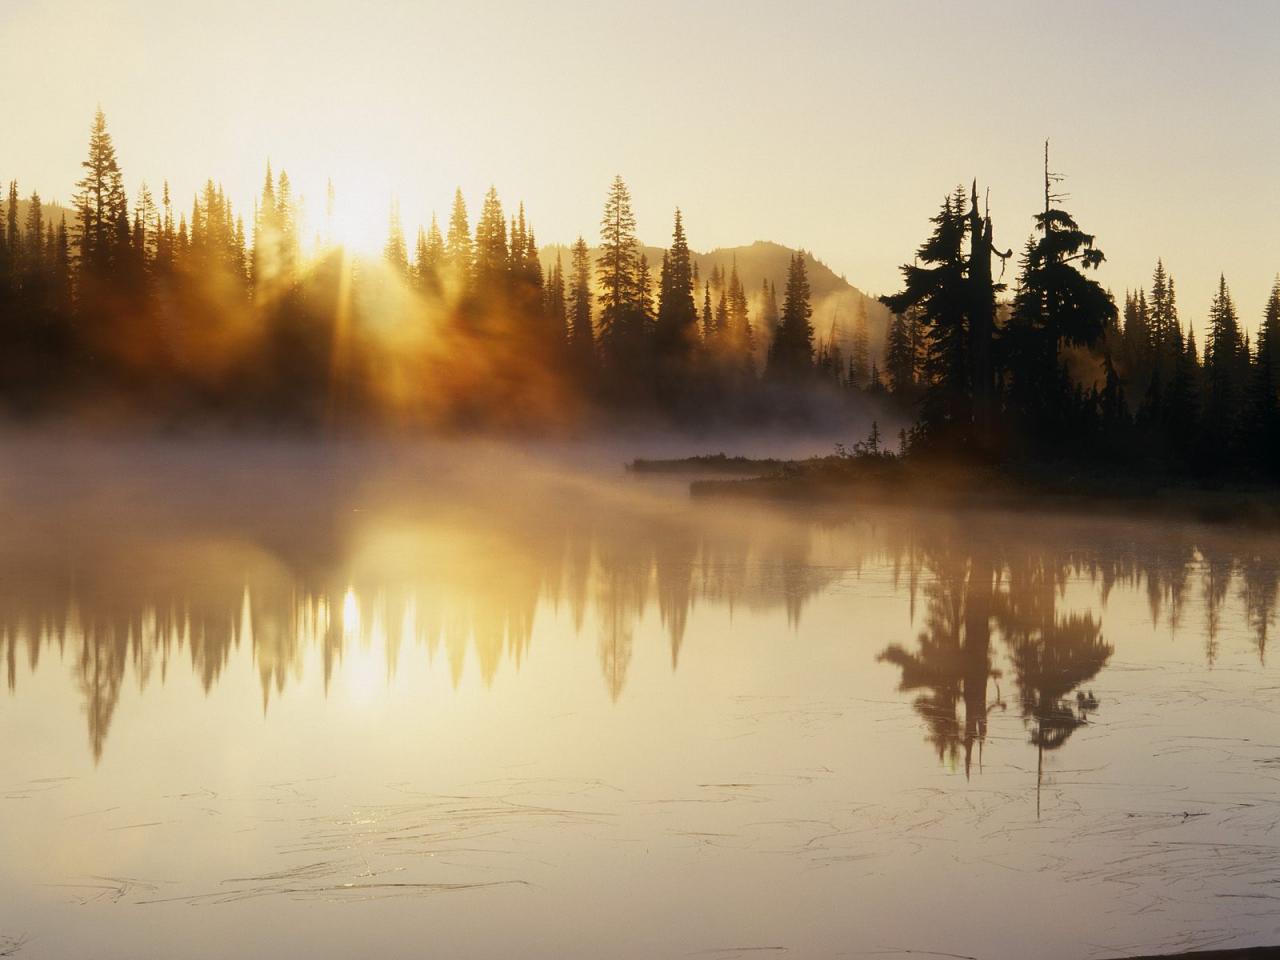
[1, 481, 1278, 763]
[995, 555, 1111, 813]
[995, 555, 1111, 751]
[881, 540, 1113, 808]
[1240, 553, 1278, 666]
[878, 549, 1002, 775]
[1201, 551, 1234, 668]
[755, 527, 820, 629]
[593, 524, 650, 702]
[653, 523, 697, 668]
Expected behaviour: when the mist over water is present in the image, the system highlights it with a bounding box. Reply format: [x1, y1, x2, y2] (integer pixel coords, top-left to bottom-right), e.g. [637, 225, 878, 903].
[2, 435, 1279, 959]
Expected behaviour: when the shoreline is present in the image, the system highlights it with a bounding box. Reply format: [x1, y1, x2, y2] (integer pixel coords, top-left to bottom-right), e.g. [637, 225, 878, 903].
[631, 455, 1280, 528]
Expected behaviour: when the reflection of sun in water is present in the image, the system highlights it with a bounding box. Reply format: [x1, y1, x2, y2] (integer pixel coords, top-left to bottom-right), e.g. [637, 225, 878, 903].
[342, 587, 361, 638]
[339, 587, 392, 706]
[343, 642, 384, 706]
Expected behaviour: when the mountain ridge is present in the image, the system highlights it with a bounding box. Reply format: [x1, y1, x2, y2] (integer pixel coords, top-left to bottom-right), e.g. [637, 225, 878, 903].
[540, 239, 891, 360]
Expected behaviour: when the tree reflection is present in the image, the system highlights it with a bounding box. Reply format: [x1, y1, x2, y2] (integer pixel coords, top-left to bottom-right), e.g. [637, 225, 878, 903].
[880, 535, 1113, 810]
[0, 468, 1273, 763]
[878, 549, 1003, 776]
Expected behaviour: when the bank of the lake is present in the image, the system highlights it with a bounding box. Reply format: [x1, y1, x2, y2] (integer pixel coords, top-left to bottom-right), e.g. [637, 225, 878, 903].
[630, 454, 1280, 527]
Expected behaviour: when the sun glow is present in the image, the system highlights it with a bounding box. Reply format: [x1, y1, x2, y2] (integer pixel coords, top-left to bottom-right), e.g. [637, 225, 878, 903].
[324, 191, 393, 257]
[342, 587, 361, 638]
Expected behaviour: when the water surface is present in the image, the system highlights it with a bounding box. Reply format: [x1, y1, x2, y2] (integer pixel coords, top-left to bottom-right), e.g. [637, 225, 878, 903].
[2, 439, 1278, 959]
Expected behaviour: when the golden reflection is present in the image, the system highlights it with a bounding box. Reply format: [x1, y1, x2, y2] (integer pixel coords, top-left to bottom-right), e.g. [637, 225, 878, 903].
[0, 457, 1276, 775]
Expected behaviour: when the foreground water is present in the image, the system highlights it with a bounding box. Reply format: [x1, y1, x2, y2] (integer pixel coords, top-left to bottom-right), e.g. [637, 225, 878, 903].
[2, 439, 1279, 960]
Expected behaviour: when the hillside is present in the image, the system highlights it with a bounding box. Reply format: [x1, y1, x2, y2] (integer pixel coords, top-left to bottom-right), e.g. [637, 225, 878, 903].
[8, 197, 77, 231]
[540, 240, 893, 362]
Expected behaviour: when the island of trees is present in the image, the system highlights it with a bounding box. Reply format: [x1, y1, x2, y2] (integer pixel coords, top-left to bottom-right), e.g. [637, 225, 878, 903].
[2, 113, 1279, 484]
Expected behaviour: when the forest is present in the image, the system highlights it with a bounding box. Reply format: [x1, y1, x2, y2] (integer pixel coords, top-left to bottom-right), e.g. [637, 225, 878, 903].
[0, 110, 873, 432]
[3, 112, 1279, 480]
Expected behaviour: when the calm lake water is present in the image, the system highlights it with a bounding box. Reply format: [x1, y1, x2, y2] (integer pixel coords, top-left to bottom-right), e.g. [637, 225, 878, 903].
[2, 439, 1279, 960]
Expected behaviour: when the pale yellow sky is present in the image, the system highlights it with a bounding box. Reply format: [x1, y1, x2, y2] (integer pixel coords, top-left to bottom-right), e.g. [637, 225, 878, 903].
[2, 0, 1277, 327]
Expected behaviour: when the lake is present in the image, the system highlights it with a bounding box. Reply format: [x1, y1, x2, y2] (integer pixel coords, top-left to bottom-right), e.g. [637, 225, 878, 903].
[1, 438, 1278, 960]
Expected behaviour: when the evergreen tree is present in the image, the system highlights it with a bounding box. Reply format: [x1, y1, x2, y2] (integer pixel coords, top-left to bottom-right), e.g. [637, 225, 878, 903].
[251, 162, 277, 289]
[545, 253, 569, 347]
[882, 188, 970, 445]
[635, 251, 655, 331]
[133, 183, 158, 271]
[701, 281, 714, 342]
[655, 209, 697, 362]
[1002, 151, 1115, 444]
[1149, 259, 1179, 380]
[0, 186, 10, 296]
[274, 170, 297, 280]
[50, 216, 72, 313]
[384, 201, 409, 276]
[155, 181, 174, 274]
[849, 302, 870, 389]
[965, 181, 1007, 442]
[415, 213, 445, 296]
[473, 186, 508, 287]
[767, 252, 814, 379]
[413, 226, 428, 284]
[885, 310, 915, 394]
[1164, 321, 1201, 467]
[759, 278, 780, 347]
[1246, 277, 1280, 473]
[445, 188, 472, 291]
[23, 191, 43, 274]
[566, 236, 595, 367]
[596, 175, 638, 357]
[1121, 289, 1152, 397]
[725, 259, 753, 377]
[5, 182, 18, 267]
[1204, 274, 1244, 458]
[72, 109, 128, 275]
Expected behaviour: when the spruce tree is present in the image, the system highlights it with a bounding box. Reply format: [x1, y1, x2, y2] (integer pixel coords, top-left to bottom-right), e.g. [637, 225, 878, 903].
[413, 227, 429, 286]
[473, 187, 508, 287]
[566, 236, 595, 367]
[882, 189, 970, 444]
[849, 302, 870, 389]
[134, 183, 158, 270]
[1246, 277, 1280, 473]
[766, 253, 814, 379]
[596, 175, 638, 357]
[23, 191, 43, 274]
[72, 109, 128, 275]
[1166, 321, 1201, 467]
[1002, 151, 1115, 445]
[51, 216, 72, 313]
[5, 182, 18, 267]
[545, 253, 569, 347]
[885, 310, 915, 394]
[759, 278, 780, 345]
[634, 252, 655, 331]
[701, 281, 714, 342]
[384, 201, 409, 276]
[1149, 260, 1179, 381]
[251, 164, 276, 290]
[726, 259, 753, 377]
[655, 209, 697, 361]
[1205, 274, 1243, 425]
[445, 188, 472, 291]
[416, 213, 445, 296]
[275, 171, 297, 281]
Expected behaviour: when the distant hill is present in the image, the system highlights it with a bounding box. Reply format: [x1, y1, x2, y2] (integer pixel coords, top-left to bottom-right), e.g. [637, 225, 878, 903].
[5, 197, 77, 233]
[541, 240, 892, 361]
